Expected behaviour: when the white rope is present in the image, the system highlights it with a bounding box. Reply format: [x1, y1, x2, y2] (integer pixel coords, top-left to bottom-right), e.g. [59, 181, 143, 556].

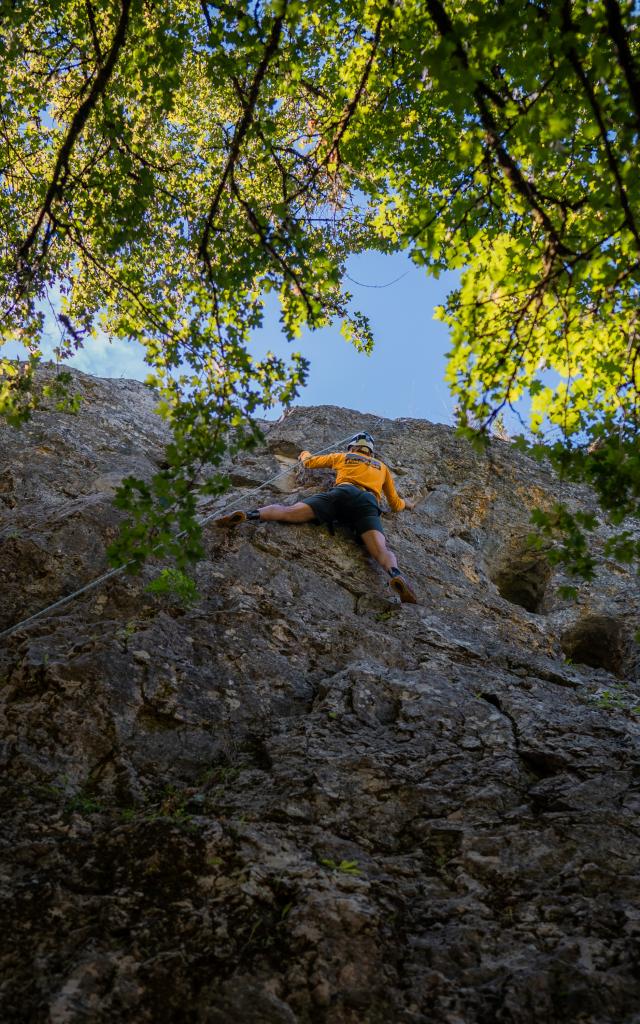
[0, 565, 130, 643]
[0, 427, 378, 643]
[197, 429, 361, 528]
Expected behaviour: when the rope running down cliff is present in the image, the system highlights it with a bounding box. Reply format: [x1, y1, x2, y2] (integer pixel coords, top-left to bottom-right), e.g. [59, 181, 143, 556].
[0, 425, 384, 643]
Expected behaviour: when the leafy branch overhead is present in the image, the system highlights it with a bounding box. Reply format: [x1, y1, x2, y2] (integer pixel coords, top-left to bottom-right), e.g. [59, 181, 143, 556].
[1, 0, 638, 572]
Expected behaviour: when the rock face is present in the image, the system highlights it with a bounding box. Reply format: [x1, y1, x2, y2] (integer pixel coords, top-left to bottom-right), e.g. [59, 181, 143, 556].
[1, 366, 639, 1024]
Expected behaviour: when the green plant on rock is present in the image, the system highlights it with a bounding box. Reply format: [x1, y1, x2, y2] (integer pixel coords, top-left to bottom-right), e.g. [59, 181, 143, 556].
[145, 567, 200, 606]
[131, 783, 197, 826]
[67, 791, 104, 815]
[200, 764, 242, 785]
[320, 857, 361, 876]
[157, 784, 193, 820]
[375, 609, 399, 622]
[117, 619, 141, 646]
[42, 371, 83, 414]
[590, 686, 640, 716]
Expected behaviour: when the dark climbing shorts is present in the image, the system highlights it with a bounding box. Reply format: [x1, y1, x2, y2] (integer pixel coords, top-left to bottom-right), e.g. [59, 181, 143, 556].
[304, 484, 384, 536]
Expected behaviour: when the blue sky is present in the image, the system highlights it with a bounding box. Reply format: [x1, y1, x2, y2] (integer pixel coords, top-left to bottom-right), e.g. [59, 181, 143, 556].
[254, 252, 460, 422]
[4, 251, 460, 425]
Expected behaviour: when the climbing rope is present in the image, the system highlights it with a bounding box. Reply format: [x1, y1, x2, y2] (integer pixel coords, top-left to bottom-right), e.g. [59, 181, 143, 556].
[345, 269, 411, 289]
[0, 424, 382, 643]
[197, 429, 361, 529]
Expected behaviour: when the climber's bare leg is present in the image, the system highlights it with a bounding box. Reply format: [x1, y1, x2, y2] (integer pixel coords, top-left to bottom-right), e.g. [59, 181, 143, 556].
[361, 529, 398, 573]
[362, 529, 417, 602]
[258, 501, 316, 523]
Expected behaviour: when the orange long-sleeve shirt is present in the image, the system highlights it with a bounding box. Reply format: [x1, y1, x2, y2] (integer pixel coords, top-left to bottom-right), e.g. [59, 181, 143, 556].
[300, 450, 406, 511]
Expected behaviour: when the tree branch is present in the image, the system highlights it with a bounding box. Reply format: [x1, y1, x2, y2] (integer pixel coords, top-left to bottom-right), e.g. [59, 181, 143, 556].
[603, 0, 640, 136]
[200, 0, 213, 32]
[424, 0, 566, 253]
[85, 0, 104, 65]
[18, 0, 132, 269]
[287, 13, 386, 205]
[561, 0, 640, 254]
[230, 174, 316, 323]
[198, 3, 288, 276]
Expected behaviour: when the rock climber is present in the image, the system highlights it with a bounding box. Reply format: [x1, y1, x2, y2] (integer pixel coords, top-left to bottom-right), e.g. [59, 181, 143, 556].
[215, 431, 418, 603]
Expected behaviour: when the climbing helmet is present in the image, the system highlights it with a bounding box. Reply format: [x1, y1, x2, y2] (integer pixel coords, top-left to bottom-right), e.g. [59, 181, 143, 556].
[347, 430, 375, 454]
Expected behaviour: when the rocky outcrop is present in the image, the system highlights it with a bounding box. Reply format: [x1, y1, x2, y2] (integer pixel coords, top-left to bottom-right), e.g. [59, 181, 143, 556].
[1, 366, 639, 1023]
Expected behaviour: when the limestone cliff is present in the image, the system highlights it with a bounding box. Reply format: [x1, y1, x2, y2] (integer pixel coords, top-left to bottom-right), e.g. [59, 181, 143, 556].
[1, 366, 639, 1024]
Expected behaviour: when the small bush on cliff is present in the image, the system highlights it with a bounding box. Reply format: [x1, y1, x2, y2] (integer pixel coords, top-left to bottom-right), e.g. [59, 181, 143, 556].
[145, 568, 200, 607]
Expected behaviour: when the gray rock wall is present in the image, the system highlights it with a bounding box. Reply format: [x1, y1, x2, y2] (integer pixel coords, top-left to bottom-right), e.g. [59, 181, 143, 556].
[1, 366, 639, 1023]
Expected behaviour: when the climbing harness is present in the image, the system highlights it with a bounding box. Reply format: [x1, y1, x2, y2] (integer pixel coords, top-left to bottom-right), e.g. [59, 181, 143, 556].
[0, 422, 384, 643]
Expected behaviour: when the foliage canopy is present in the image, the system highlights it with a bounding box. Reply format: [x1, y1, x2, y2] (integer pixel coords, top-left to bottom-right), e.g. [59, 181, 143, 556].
[1, 0, 639, 573]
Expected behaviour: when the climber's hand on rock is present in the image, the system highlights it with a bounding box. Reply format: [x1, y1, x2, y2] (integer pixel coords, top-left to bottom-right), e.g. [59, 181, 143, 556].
[404, 498, 417, 511]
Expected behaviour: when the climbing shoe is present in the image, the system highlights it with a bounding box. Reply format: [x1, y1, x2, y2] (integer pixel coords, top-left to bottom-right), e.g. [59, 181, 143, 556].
[388, 568, 418, 604]
[214, 510, 248, 528]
